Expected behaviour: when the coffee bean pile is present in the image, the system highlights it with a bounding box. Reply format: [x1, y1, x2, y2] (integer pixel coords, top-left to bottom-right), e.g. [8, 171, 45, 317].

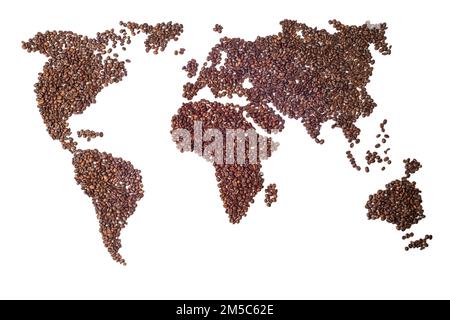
[22, 31, 128, 152]
[182, 20, 391, 143]
[119, 21, 183, 54]
[402, 232, 414, 240]
[24, 21, 182, 264]
[405, 235, 432, 251]
[23, 21, 183, 152]
[404, 158, 422, 178]
[73, 149, 144, 264]
[213, 24, 223, 34]
[365, 178, 425, 231]
[216, 164, 264, 223]
[264, 184, 278, 207]
[171, 99, 277, 223]
[77, 129, 104, 141]
[182, 59, 199, 78]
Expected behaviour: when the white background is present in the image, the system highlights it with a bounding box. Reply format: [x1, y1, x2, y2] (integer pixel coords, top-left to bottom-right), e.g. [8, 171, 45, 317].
[0, 0, 449, 299]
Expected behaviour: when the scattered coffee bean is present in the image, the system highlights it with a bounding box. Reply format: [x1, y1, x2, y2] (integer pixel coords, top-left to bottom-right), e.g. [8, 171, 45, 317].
[402, 232, 414, 240]
[346, 150, 360, 171]
[357, 120, 393, 171]
[77, 129, 104, 141]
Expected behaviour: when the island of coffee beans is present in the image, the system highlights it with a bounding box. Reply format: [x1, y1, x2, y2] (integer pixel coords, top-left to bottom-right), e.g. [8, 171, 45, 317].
[405, 235, 432, 251]
[182, 59, 199, 78]
[77, 129, 104, 141]
[213, 24, 223, 34]
[23, 21, 183, 264]
[264, 184, 278, 207]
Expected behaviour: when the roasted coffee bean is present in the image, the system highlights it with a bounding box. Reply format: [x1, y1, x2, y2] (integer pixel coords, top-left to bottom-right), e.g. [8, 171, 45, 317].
[346, 150, 360, 171]
[213, 24, 223, 34]
[264, 183, 278, 207]
[402, 232, 414, 240]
